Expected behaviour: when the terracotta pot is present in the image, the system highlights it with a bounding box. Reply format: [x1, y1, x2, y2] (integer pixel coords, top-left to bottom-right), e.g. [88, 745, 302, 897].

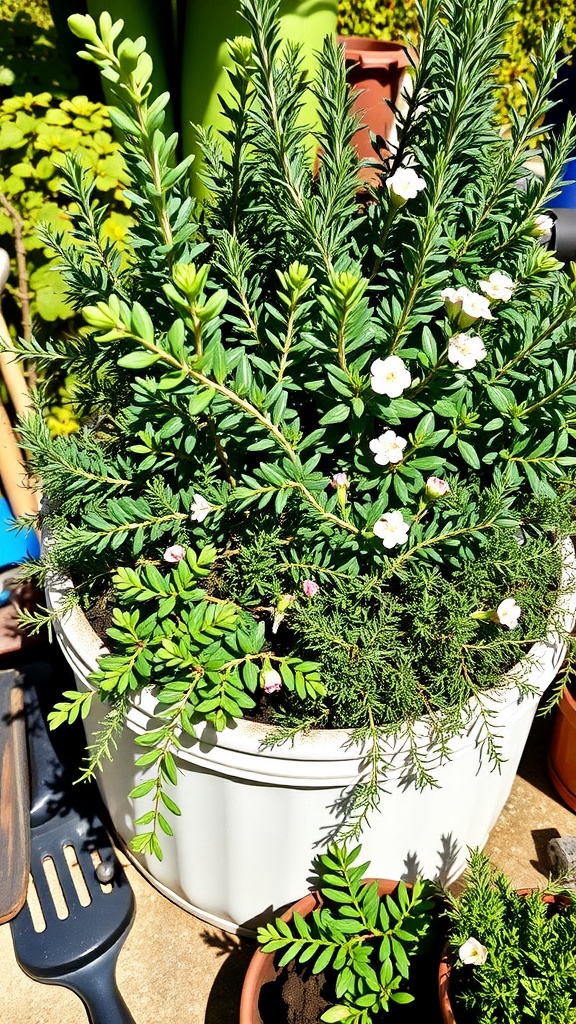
[239, 878, 399, 1024]
[548, 685, 576, 811]
[338, 36, 413, 177]
[438, 948, 457, 1024]
[437, 892, 568, 1023]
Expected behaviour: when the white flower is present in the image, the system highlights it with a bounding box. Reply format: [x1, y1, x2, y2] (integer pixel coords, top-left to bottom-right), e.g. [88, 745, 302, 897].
[459, 937, 488, 966]
[370, 356, 412, 398]
[532, 214, 554, 238]
[190, 493, 212, 522]
[369, 430, 407, 466]
[441, 286, 465, 320]
[479, 271, 516, 302]
[386, 167, 426, 206]
[373, 510, 410, 549]
[441, 286, 493, 327]
[493, 597, 522, 629]
[447, 333, 487, 370]
[458, 290, 493, 328]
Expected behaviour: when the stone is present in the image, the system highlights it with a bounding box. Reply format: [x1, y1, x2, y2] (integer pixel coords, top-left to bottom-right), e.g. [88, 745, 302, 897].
[547, 837, 576, 885]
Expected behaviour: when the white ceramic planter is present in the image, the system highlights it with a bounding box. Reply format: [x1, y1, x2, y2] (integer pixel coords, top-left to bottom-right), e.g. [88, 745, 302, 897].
[46, 540, 576, 934]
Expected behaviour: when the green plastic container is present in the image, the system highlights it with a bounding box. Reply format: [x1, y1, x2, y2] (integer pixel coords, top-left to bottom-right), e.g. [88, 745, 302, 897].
[52, 1, 336, 189]
[179, 0, 338, 187]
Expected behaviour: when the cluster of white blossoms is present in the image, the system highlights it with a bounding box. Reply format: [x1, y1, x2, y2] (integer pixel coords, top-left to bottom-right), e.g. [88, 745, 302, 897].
[439, 271, 517, 372]
[441, 286, 493, 329]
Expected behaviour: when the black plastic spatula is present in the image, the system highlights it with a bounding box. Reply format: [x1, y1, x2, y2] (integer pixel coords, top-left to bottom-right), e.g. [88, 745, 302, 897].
[10, 667, 136, 1024]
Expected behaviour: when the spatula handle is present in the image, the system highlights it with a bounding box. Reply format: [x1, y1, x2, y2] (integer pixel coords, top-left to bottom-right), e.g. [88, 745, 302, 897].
[79, 984, 136, 1024]
[68, 938, 137, 1024]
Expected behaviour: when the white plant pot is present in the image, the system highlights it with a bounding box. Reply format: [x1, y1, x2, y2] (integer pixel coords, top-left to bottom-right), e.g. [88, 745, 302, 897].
[46, 540, 576, 935]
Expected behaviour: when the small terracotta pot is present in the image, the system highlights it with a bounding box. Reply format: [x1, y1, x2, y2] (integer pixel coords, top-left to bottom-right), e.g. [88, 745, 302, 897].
[239, 878, 399, 1024]
[338, 36, 413, 179]
[438, 892, 566, 1023]
[548, 685, 576, 812]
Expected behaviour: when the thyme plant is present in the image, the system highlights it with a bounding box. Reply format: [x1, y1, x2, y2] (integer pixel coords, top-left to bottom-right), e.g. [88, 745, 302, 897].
[14, 0, 576, 856]
[443, 848, 576, 1024]
[257, 843, 435, 1024]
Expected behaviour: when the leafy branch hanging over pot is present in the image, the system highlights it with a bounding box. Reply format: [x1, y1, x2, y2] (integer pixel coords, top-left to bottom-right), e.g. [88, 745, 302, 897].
[13, 0, 576, 859]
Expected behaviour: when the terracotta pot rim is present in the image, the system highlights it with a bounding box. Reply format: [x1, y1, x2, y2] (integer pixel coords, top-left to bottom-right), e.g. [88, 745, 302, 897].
[337, 35, 413, 69]
[337, 35, 408, 50]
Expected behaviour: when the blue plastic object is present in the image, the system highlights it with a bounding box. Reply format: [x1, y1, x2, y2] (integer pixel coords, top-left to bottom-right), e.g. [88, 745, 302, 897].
[0, 497, 40, 606]
[552, 157, 576, 209]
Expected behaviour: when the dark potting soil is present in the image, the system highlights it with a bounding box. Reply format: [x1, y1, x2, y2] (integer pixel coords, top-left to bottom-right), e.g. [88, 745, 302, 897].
[258, 945, 444, 1024]
[84, 587, 116, 638]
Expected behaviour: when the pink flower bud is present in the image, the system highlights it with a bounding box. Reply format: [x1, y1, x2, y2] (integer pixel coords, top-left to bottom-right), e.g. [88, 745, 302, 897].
[261, 668, 283, 694]
[303, 579, 320, 598]
[425, 476, 450, 499]
[330, 472, 349, 488]
[163, 544, 186, 563]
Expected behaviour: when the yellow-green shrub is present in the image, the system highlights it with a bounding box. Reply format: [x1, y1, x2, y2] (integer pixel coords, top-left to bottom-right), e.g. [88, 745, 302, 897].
[0, 90, 132, 325]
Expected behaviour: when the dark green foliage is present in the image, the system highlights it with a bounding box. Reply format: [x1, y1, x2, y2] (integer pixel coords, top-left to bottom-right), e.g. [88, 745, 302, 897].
[443, 848, 576, 1024]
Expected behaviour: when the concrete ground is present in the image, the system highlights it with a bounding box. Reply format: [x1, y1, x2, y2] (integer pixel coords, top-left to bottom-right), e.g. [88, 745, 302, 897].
[1, 650, 575, 1024]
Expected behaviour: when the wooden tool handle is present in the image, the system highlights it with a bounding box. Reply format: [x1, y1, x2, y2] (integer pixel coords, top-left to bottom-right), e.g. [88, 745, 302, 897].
[0, 677, 30, 924]
[0, 395, 37, 521]
[0, 309, 32, 420]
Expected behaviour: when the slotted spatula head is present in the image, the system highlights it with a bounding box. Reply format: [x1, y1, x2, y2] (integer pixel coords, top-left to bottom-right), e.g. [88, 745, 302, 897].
[11, 811, 134, 978]
[10, 669, 136, 1024]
